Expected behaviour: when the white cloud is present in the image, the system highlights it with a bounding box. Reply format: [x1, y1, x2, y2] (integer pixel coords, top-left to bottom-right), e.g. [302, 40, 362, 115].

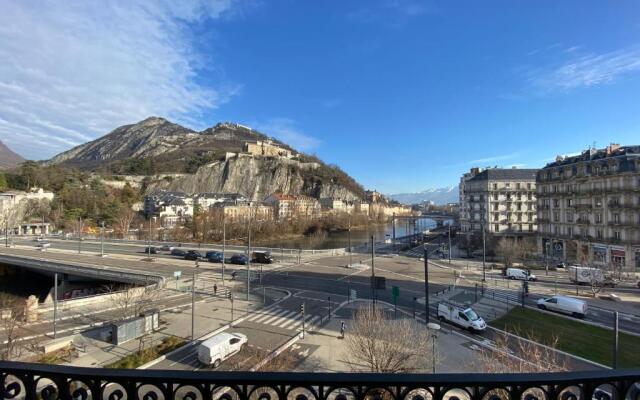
[256, 118, 321, 152]
[531, 45, 640, 91]
[442, 152, 520, 169]
[0, 0, 240, 160]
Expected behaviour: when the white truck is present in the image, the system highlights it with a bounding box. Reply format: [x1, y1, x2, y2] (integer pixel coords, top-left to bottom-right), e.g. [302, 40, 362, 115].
[505, 268, 537, 281]
[437, 302, 486, 332]
[197, 332, 247, 368]
[567, 265, 615, 287]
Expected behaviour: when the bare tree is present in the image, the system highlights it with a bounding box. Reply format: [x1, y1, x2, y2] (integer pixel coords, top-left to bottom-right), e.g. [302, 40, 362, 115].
[496, 238, 519, 268]
[344, 305, 434, 373]
[477, 330, 568, 373]
[113, 206, 136, 238]
[106, 285, 160, 321]
[0, 299, 25, 361]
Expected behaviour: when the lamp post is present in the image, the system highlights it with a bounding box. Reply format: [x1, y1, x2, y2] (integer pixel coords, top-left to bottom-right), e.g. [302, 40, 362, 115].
[448, 224, 452, 263]
[77, 218, 83, 254]
[348, 215, 352, 267]
[100, 221, 105, 257]
[191, 260, 199, 341]
[222, 213, 226, 284]
[427, 322, 441, 373]
[482, 223, 486, 282]
[370, 235, 376, 307]
[424, 244, 430, 323]
[545, 241, 550, 276]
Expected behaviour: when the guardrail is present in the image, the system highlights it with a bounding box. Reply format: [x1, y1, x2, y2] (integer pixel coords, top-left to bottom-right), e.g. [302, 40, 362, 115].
[1, 361, 639, 400]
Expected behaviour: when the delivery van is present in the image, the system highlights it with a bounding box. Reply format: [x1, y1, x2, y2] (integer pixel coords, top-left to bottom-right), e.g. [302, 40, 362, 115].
[536, 295, 587, 318]
[437, 301, 486, 332]
[197, 332, 247, 368]
[506, 268, 537, 281]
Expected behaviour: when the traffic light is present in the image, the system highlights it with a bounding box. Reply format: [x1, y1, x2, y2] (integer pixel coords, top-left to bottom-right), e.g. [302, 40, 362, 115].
[300, 304, 304, 314]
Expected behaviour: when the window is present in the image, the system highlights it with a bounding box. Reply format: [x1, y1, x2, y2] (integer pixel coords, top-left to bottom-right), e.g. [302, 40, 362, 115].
[505, 182, 510, 188]
[493, 183, 497, 190]
[516, 183, 521, 190]
[527, 183, 532, 189]
[596, 229, 603, 239]
[566, 212, 573, 222]
[528, 193, 532, 200]
[553, 185, 558, 193]
[614, 213, 620, 223]
[614, 231, 621, 240]
[493, 203, 498, 210]
[230, 338, 240, 345]
[458, 312, 469, 321]
[493, 213, 499, 221]
[494, 224, 499, 231]
[553, 199, 559, 207]
[554, 212, 560, 222]
[493, 194, 498, 201]
[596, 213, 602, 223]
[567, 227, 573, 236]
[566, 198, 573, 207]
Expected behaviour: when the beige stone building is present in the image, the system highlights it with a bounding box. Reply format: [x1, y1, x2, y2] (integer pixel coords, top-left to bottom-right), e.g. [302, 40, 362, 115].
[264, 193, 322, 221]
[537, 144, 640, 272]
[459, 168, 538, 237]
[244, 140, 293, 158]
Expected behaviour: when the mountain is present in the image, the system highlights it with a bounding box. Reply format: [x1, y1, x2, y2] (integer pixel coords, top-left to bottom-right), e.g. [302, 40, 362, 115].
[47, 117, 365, 201]
[0, 140, 25, 169]
[388, 186, 458, 205]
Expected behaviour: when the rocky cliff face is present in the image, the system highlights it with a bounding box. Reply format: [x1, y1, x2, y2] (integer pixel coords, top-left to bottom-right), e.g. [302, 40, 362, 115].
[47, 117, 365, 200]
[146, 155, 360, 201]
[0, 140, 25, 169]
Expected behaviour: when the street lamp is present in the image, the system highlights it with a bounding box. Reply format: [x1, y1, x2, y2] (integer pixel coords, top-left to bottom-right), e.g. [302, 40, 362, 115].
[427, 322, 440, 373]
[423, 244, 430, 323]
[100, 221, 105, 257]
[191, 259, 200, 341]
[481, 223, 486, 282]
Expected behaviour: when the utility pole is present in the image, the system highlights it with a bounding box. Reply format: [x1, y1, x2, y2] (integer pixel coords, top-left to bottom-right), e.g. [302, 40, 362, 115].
[246, 209, 253, 302]
[100, 221, 105, 257]
[392, 213, 396, 252]
[53, 273, 58, 338]
[482, 223, 486, 282]
[348, 215, 352, 267]
[448, 224, 452, 263]
[370, 235, 376, 306]
[147, 217, 152, 259]
[613, 311, 619, 369]
[545, 241, 550, 276]
[77, 218, 82, 254]
[328, 296, 331, 320]
[424, 245, 430, 323]
[412, 296, 417, 319]
[300, 303, 306, 339]
[4, 220, 8, 248]
[222, 213, 226, 284]
[191, 260, 199, 342]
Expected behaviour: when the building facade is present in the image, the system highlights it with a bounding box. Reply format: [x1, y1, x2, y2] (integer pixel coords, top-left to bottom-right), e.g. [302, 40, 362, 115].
[144, 191, 194, 228]
[264, 193, 322, 221]
[459, 168, 538, 237]
[537, 144, 640, 272]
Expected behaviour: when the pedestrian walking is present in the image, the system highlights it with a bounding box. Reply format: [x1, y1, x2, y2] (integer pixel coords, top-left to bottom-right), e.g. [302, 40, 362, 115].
[214, 283, 218, 295]
[340, 321, 346, 339]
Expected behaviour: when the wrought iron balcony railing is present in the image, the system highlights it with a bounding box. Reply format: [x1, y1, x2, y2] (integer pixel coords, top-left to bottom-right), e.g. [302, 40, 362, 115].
[2, 362, 640, 400]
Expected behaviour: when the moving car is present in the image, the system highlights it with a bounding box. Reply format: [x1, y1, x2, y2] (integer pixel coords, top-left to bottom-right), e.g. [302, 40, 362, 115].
[437, 301, 486, 332]
[506, 268, 537, 281]
[206, 251, 224, 263]
[555, 262, 566, 269]
[230, 254, 248, 265]
[184, 250, 203, 261]
[144, 246, 158, 254]
[159, 244, 175, 251]
[567, 265, 615, 287]
[171, 248, 187, 257]
[36, 242, 51, 248]
[536, 295, 587, 318]
[197, 332, 247, 368]
[252, 251, 273, 264]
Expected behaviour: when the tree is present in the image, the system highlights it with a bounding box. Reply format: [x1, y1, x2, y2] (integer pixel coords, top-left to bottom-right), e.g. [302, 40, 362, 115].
[496, 238, 519, 268]
[106, 285, 160, 321]
[0, 172, 7, 191]
[344, 305, 434, 373]
[477, 330, 568, 373]
[113, 205, 136, 238]
[0, 297, 25, 361]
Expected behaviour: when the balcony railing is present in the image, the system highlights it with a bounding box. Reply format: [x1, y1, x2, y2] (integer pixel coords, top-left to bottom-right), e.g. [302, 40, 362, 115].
[1, 361, 640, 400]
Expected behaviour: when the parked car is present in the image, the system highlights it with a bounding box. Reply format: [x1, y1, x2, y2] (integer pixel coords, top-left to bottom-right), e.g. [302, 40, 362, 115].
[555, 262, 566, 269]
[159, 244, 174, 251]
[197, 332, 247, 368]
[206, 251, 224, 263]
[506, 267, 537, 281]
[252, 251, 273, 264]
[536, 295, 587, 318]
[230, 254, 248, 265]
[144, 246, 158, 254]
[437, 301, 486, 332]
[171, 248, 187, 257]
[184, 250, 203, 261]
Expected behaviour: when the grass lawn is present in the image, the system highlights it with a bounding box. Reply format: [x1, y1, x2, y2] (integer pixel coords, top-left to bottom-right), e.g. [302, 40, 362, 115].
[106, 336, 185, 369]
[490, 307, 640, 368]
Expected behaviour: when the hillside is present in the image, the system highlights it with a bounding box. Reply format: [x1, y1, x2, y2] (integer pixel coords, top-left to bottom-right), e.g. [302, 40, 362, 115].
[47, 117, 365, 200]
[0, 140, 25, 169]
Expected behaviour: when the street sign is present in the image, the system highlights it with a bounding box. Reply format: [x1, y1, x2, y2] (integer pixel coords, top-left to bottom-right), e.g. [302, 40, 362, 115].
[392, 285, 400, 300]
[349, 289, 357, 300]
[174, 271, 182, 280]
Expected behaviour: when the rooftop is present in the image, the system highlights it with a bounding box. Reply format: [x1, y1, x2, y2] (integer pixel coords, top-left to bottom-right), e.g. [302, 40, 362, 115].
[468, 168, 538, 182]
[544, 144, 640, 168]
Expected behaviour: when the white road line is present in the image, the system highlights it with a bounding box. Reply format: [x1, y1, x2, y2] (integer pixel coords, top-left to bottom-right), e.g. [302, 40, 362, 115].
[246, 307, 283, 322]
[279, 315, 308, 329]
[262, 310, 297, 326]
[269, 311, 299, 327]
[255, 308, 289, 324]
[307, 315, 320, 326]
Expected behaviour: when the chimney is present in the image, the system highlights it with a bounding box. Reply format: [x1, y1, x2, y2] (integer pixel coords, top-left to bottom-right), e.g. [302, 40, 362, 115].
[607, 143, 621, 156]
[470, 167, 480, 175]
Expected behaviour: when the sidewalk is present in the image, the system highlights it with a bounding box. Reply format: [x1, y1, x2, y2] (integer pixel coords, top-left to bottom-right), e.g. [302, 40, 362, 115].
[294, 303, 485, 373]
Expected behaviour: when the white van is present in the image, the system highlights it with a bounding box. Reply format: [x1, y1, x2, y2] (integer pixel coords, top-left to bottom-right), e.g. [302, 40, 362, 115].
[197, 332, 247, 368]
[536, 295, 587, 318]
[506, 268, 537, 281]
[437, 302, 486, 332]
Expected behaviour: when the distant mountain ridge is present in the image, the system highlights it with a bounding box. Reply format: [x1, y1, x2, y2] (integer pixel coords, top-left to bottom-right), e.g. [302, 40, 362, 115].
[388, 186, 458, 205]
[0, 140, 25, 169]
[46, 117, 365, 201]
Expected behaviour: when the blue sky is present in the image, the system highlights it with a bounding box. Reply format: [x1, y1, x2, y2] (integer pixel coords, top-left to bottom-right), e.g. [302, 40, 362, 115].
[1, 1, 640, 194]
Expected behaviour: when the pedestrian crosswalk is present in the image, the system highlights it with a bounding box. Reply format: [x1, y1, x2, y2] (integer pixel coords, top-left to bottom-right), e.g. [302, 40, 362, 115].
[243, 306, 321, 331]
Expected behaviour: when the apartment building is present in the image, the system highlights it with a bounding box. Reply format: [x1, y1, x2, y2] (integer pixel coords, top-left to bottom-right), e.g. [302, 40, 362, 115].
[194, 193, 248, 209]
[537, 144, 640, 272]
[144, 190, 194, 228]
[459, 168, 538, 237]
[264, 193, 322, 221]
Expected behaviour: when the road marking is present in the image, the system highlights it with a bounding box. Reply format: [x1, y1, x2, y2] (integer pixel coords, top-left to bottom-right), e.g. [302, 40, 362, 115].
[256, 308, 291, 324]
[264, 310, 298, 326]
[275, 313, 302, 328]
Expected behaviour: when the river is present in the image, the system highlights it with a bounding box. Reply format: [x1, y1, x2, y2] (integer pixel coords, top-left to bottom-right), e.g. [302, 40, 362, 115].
[256, 217, 442, 250]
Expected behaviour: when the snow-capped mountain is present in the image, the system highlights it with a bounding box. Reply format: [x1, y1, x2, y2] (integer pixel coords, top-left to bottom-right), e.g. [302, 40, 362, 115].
[388, 186, 458, 205]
